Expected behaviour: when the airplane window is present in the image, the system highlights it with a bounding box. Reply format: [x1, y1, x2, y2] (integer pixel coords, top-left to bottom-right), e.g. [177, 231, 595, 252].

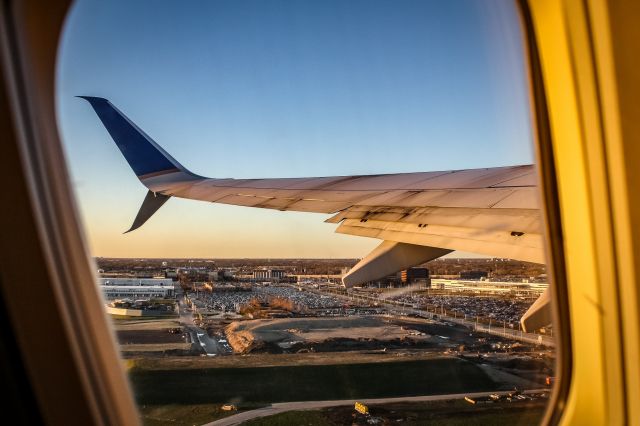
[56, 0, 557, 424]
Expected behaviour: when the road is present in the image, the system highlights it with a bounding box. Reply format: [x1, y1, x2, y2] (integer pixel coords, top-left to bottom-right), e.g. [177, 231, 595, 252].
[206, 388, 548, 426]
[176, 292, 224, 356]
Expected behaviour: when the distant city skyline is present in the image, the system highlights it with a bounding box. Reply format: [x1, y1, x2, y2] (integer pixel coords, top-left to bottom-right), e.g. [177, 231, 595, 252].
[57, 0, 533, 258]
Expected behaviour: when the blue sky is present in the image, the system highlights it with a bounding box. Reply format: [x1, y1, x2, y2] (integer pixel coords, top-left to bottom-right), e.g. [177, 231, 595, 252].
[56, 0, 534, 258]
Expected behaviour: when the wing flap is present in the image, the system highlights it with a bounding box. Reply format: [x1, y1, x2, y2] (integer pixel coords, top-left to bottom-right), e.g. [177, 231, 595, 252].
[326, 205, 542, 234]
[336, 219, 544, 263]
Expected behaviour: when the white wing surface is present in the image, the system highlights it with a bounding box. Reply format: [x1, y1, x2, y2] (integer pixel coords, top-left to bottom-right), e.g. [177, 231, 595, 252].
[80, 97, 549, 331]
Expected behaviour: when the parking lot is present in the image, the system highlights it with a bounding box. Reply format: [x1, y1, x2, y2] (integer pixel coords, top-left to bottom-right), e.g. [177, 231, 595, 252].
[193, 285, 344, 313]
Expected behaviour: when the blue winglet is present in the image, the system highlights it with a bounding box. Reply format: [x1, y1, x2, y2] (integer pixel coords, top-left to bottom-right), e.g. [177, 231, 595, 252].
[78, 96, 188, 179]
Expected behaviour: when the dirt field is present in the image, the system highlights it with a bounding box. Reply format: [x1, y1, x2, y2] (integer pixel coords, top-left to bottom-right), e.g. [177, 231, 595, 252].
[128, 350, 446, 370]
[225, 316, 430, 353]
[117, 330, 185, 345]
[120, 344, 193, 353]
[113, 318, 191, 354]
[114, 318, 182, 330]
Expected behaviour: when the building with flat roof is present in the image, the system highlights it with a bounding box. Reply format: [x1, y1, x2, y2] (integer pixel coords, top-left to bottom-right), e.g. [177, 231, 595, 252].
[430, 279, 548, 297]
[253, 269, 286, 280]
[99, 277, 173, 287]
[101, 285, 175, 300]
[99, 277, 175, 300]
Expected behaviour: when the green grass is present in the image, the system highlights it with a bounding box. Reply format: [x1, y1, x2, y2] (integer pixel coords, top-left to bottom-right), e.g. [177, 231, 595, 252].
[139, 403, 234, 426]
[368, 399, 547, 426]
[239, 401, 547, 426]
[129, 358, 498, 405]
[139, 402, 270, 426]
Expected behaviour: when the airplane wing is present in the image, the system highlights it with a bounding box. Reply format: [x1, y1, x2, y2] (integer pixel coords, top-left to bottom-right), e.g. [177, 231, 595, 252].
[80, 96, 549, 331]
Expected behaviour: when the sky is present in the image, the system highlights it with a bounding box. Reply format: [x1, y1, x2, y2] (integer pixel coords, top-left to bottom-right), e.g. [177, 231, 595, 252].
[56, 0, 534, 259]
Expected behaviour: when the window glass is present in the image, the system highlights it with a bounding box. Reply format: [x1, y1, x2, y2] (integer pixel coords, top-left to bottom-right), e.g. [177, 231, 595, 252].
[57, 1, 556, 424]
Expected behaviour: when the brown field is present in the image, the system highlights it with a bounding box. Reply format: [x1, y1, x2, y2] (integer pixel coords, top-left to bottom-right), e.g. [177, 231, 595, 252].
[225, 316, 429, 353]
[127, 350, 447, 371]
[114, 318, 190, 354]
[120, 343, 192, 353]
[114, 318, 182, 330]
[117, 330, 184, 345]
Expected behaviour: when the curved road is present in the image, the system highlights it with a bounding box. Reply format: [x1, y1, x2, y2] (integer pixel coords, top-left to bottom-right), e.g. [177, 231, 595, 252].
[206, 389, 547, 426]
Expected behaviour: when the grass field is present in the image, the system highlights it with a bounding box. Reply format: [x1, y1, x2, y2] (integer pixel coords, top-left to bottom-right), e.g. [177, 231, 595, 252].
[139, 403, 234, 426]
[138, 403, 267, 426]
[241, 400, 548, 426]
[242, 411, 331, 426]
[129, 358, 498, 406]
